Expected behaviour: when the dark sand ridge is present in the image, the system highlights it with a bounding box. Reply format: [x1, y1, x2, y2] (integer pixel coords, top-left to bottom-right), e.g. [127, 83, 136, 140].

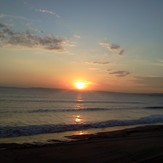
[0, 125, 163, 163]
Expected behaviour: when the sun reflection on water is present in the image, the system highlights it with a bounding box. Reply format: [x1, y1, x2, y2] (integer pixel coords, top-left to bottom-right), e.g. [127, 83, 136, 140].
[71, 93, 89, 135]
[74, 104, 82, 109]
[76, 93, 83, 102]
[73, 130, 89, 136]
[73, 93, 84, 110]
[79, 131, 84, 135]
[74, 115, 83, 123]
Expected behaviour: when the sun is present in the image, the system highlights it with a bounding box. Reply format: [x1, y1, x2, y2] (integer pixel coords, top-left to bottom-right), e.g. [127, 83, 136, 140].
[74, 81, 87, 90]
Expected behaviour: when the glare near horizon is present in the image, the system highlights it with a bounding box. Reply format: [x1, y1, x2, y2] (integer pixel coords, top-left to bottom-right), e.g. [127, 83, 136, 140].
[0, 0, 163, 93]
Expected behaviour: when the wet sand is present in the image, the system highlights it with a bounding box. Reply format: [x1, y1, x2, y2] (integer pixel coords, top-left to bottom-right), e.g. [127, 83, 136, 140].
[0, 125, 163, 163]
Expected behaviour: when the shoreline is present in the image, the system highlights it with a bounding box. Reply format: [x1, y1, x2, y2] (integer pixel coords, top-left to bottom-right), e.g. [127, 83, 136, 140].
[0, 125, 163, 162]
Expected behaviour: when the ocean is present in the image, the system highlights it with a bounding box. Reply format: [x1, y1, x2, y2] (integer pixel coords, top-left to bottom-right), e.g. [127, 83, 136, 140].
[0, 87, 163, 144]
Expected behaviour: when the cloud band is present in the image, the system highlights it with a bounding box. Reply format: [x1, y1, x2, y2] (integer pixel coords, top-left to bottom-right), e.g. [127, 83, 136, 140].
[0, 23, 70, 51]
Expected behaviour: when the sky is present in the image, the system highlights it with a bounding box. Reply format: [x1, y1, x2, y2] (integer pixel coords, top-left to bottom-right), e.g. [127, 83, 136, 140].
[0, 0, 163, 93]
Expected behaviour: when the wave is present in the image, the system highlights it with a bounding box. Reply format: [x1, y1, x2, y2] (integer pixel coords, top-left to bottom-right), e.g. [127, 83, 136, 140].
[0, 115, 163, 138]
[145, 106, 163, 109]
[0, 99, 142, 104]
[28, 108, 110, 113]
[0, 108, 110, 114]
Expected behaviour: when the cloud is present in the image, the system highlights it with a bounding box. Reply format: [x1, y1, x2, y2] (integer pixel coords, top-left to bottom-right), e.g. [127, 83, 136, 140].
[36, 9, 60, 18]
[92, 61, 110, 64]
[109, 70, 130, 77]
[0, 23, 71, 51]
[0, 23, 7, 28]
[86, 61, 110, 65]
[100, 41, 124, 55]
[135, 76, 163, 88]
[0, 13, 35, 21]
[158, 59, 163, 63]
[74, 35, 81, 39]
[155, 59, 163, 66]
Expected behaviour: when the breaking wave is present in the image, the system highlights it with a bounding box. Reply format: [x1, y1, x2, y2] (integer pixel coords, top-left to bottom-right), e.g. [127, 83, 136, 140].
[145, 106, 163, 109]
[0, 115, 163, 138]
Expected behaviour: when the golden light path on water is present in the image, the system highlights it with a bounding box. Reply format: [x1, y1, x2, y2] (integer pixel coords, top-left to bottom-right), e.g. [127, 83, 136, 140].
[72, 93, 88, 135]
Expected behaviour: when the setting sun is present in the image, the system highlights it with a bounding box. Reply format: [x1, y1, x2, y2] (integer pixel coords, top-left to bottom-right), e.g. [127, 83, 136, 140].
[74, 81, 86, 90]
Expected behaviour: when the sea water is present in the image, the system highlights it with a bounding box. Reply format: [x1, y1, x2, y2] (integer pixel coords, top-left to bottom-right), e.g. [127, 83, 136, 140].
[0, 87, 163, 143]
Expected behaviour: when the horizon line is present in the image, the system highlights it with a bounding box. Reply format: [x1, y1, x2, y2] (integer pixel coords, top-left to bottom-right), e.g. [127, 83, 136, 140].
[0, 85, 163, 95]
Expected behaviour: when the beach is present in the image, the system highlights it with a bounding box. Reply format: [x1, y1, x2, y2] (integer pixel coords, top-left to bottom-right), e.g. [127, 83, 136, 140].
[0, 125, 163, 163]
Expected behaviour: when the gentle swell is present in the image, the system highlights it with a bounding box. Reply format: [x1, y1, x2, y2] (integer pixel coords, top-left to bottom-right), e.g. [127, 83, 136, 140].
[145, 106, 163, 109]
[28, 108, 110, 113]
[0, 115, 163, 138]
[0, 99, 142, 104]
[0, 108, 111, 114]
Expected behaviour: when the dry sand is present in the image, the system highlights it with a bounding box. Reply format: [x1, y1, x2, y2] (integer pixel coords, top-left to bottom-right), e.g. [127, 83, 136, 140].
[0, 125, 163, 163]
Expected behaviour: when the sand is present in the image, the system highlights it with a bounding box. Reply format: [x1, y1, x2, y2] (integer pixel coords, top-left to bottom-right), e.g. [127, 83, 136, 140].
[0, 125, 163, 163]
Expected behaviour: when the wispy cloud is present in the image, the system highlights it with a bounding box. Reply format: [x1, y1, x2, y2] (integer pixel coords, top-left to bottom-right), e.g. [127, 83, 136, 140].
[100, 41, 124, 55]
[135, 76, 163, 88]
[73, 35, 81, 39]
[109, 70, 130, 77]
[158, 59, 163, 63]
[36, 9, 60, 18]
[86, 61, 110, 65]
[0, 13, 35, 22]
[155, 59, 163, 66]
[0, 23, 72, 52]
[93, 61, 110, 65]
[0, 23, 7, 28]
